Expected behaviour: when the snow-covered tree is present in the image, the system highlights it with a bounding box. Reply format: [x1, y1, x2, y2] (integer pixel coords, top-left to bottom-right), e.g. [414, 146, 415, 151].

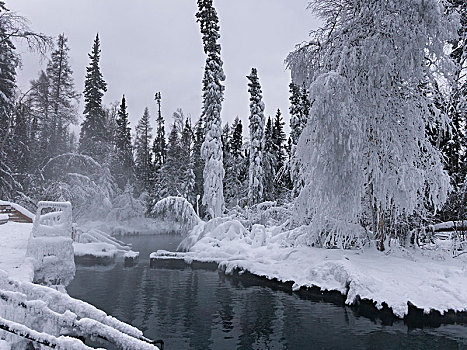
[272, 109, 286, 172]
[0, 2, 50, 200]
[192, 117, 205, 214]
[134, 107, 153, 194]
[113, 95, 134, 189]
[230, 117, 243, 158]
[152, 92, 166, 170]
[224, 118, 246, 208]
[287, 0, 457, 249]
[263, 116, 275, 201]
[79, 33, 108, 163]
[180, 118, 195, 203]
[46, 34, 79, 157]
[196, 0, 226, 218]
[247, 68, 265, 206]
[289, 83, 305, 146]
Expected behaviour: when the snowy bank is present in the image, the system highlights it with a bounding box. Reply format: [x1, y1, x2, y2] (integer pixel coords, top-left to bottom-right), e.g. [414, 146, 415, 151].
[155, 219, 467, 319]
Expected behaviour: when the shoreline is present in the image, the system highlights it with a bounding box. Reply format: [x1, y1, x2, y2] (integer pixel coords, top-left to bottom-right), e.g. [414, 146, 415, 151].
[150, 251, 467, 326]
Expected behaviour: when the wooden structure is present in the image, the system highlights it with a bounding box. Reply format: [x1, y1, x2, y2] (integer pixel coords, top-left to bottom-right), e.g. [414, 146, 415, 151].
[0, 204, 33, 223]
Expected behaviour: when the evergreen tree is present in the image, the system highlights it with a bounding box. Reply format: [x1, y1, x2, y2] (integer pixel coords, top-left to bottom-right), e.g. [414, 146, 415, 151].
[289, 83, 304, 145]
[135, 107, 153, 193]
[224, 118, 247, 208]
[247, 67, 265, 206]
[222, 122, 230, 157]
[196, 0, 225, 218]
[192, 117, 205, 215]
[180, 118, 195, 202]
[152, 92, 166, 170]
[163, 123, 180, 197]
[79, 33, 108, 162]
[46, 34, 79, 156]
[113, 95, 134, 189]
[432, 0, 467, 222]
[263, 116, 275, 201]
[272, 109, 287, 174]
[230, 117, 243, 158]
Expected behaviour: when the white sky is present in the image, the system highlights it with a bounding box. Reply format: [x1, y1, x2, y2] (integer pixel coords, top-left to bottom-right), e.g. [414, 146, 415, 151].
[10, 0, 318, 134]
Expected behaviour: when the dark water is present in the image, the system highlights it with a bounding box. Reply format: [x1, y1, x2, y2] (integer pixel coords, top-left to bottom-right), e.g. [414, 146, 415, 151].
[67, 235, 467, 350]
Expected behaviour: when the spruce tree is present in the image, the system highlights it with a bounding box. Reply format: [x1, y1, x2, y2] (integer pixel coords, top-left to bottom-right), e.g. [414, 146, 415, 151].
[196, 0, 225, 218]
[46, 34, 79, 156]
[79, 33, 108, 162]
[247, 68, 265, 206]
[192, 118, 205, 214]
[180, 118, 195, 203]
[272, 109, 287, 174]
[152, 92, 166, 170]
[230, 117, 243, 158]
[263, 116, 275, 201]
[289, 82, 303, 145]
[164, 123, 180, 196]
[135, 107, 153, 194]
[113, 95, 134, 189]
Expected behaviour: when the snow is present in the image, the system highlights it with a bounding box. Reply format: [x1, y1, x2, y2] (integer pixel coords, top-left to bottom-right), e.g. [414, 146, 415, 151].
[0, 214, 8, 221]
[73, 242, 119, 258]
[0, 222, 35, 283]
[124, 251, 139, 259]
[168, 219, 467, 318]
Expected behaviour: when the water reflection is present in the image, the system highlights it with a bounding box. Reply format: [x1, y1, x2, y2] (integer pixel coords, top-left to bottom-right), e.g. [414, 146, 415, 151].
[67, 235, 467, 350]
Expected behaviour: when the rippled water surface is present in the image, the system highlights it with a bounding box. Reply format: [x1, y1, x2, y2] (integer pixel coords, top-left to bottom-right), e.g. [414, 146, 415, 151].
[67, 235, 467, 350]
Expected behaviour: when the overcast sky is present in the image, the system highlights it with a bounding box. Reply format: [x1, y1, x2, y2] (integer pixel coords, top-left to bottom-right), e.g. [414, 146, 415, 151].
[11, 0, 318, 134]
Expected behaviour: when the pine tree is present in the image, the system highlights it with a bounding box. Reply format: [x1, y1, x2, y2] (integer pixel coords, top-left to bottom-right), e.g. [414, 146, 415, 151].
[79, 33, 108, 163]
[113, 95, 134, 189]
[46, 34, 79, 156]
[135, 107, 153, 194]
[196, 0, 225, 218]
[247, 68, 265, 206]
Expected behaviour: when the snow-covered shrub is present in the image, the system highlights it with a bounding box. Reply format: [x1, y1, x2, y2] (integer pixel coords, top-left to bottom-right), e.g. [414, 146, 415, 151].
[106, 183, 145, 222]
[150, 196, 201, 234]
[40, 153, 116, 221]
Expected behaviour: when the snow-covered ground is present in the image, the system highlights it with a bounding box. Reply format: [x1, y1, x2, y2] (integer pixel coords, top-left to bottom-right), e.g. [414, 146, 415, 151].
[0, 222, 35, 283]
[152, 219, 467, 319]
